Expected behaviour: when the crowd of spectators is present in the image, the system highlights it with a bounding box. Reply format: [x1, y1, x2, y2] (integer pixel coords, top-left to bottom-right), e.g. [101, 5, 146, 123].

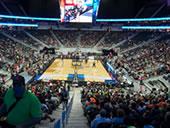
[0, 80, 70, 124]
[80, 31, 105, 47]
[0, 34, 31, 76]
[1, 30, 169, 82]
[0, 33, 54, 85]
[163, 74, 170, 83]
[53, 30, 80, 47]
[0, 33, 29, 63]
[99, 32, 132, 48]
[28, 30, 60, 47]
[81, 83, 170, 128]
[119, 33, 160, 50]
[115, 40, 170, 80]
[0, 28, 170, 128]
[5, 31, 42, 49]
[2, 30, 159, 51]
[23, 53, 54, 76]
[53, 30, 133, 48]
[28, 81, 69, 122]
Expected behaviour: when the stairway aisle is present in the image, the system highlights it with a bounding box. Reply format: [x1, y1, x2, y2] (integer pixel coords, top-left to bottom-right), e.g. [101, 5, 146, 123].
[67, 88, 89, 128]
[36, 90, 74, 128]
[36, 104, 63, 128]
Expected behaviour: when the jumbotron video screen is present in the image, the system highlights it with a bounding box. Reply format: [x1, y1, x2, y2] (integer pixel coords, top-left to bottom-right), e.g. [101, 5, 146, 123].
[60, 0, 100, 23]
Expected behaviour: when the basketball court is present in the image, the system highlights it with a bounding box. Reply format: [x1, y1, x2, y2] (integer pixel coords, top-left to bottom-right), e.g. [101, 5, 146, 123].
[39, 59, 112, 82]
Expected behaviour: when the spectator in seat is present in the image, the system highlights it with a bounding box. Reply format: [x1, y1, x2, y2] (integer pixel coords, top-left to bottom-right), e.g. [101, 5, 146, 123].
[91, 109, 112, 128]
[112, 109, 125, 126]
[0, 75, 42, 128]
[161, 112, 170, 128]
[41, 104, 55, 122]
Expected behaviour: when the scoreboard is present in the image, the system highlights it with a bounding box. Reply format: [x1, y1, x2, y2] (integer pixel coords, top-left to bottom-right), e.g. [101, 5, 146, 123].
[59, 0, 101, 23]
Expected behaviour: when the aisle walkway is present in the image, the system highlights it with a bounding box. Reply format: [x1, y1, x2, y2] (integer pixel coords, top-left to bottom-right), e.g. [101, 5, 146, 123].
[36, 90, 74, 128]
[36, 104, 63, 128]
[67, 88, 89, 128]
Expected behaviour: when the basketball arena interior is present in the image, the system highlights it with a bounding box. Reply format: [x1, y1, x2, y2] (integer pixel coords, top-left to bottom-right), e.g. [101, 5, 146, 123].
[0, 0, 170, 128]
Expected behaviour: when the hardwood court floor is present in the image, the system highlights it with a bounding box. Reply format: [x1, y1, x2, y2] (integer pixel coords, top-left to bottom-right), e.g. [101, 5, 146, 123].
[39, 59, 112, 82]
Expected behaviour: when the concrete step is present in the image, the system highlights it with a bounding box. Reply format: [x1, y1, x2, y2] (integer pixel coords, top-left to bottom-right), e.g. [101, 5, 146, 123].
[34, 91, 74, 128]
[68, 120, 88, 124]
[66, 88, 89, 128]
[68, 117, 88, 120]
[67, 124, 89, 128]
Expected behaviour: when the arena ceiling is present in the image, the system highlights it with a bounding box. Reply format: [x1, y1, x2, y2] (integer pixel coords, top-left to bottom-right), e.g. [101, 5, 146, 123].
[2, 0, 169, 18]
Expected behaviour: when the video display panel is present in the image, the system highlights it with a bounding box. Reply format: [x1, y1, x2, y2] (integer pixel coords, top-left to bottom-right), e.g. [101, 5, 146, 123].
[60, 0, 93, 23]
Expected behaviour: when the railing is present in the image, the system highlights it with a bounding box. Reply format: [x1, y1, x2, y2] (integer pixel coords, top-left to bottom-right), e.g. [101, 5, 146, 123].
[54, 94, 74, 128]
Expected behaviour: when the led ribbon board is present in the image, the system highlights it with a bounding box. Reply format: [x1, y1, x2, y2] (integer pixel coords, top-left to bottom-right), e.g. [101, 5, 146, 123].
[93, 0, 101, 23]
[96, 17, 170, 22]
[0, 23, 38, 27]
[122, 26, 170, 30]
[0, 15, 60, 21]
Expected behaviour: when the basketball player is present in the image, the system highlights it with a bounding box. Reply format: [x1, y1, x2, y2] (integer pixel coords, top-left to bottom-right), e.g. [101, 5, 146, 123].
[85, 56, 88, 64]
[96, 56, 100, 63]
[61, 54, 64, 66]
[93, 61, 96, 67]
